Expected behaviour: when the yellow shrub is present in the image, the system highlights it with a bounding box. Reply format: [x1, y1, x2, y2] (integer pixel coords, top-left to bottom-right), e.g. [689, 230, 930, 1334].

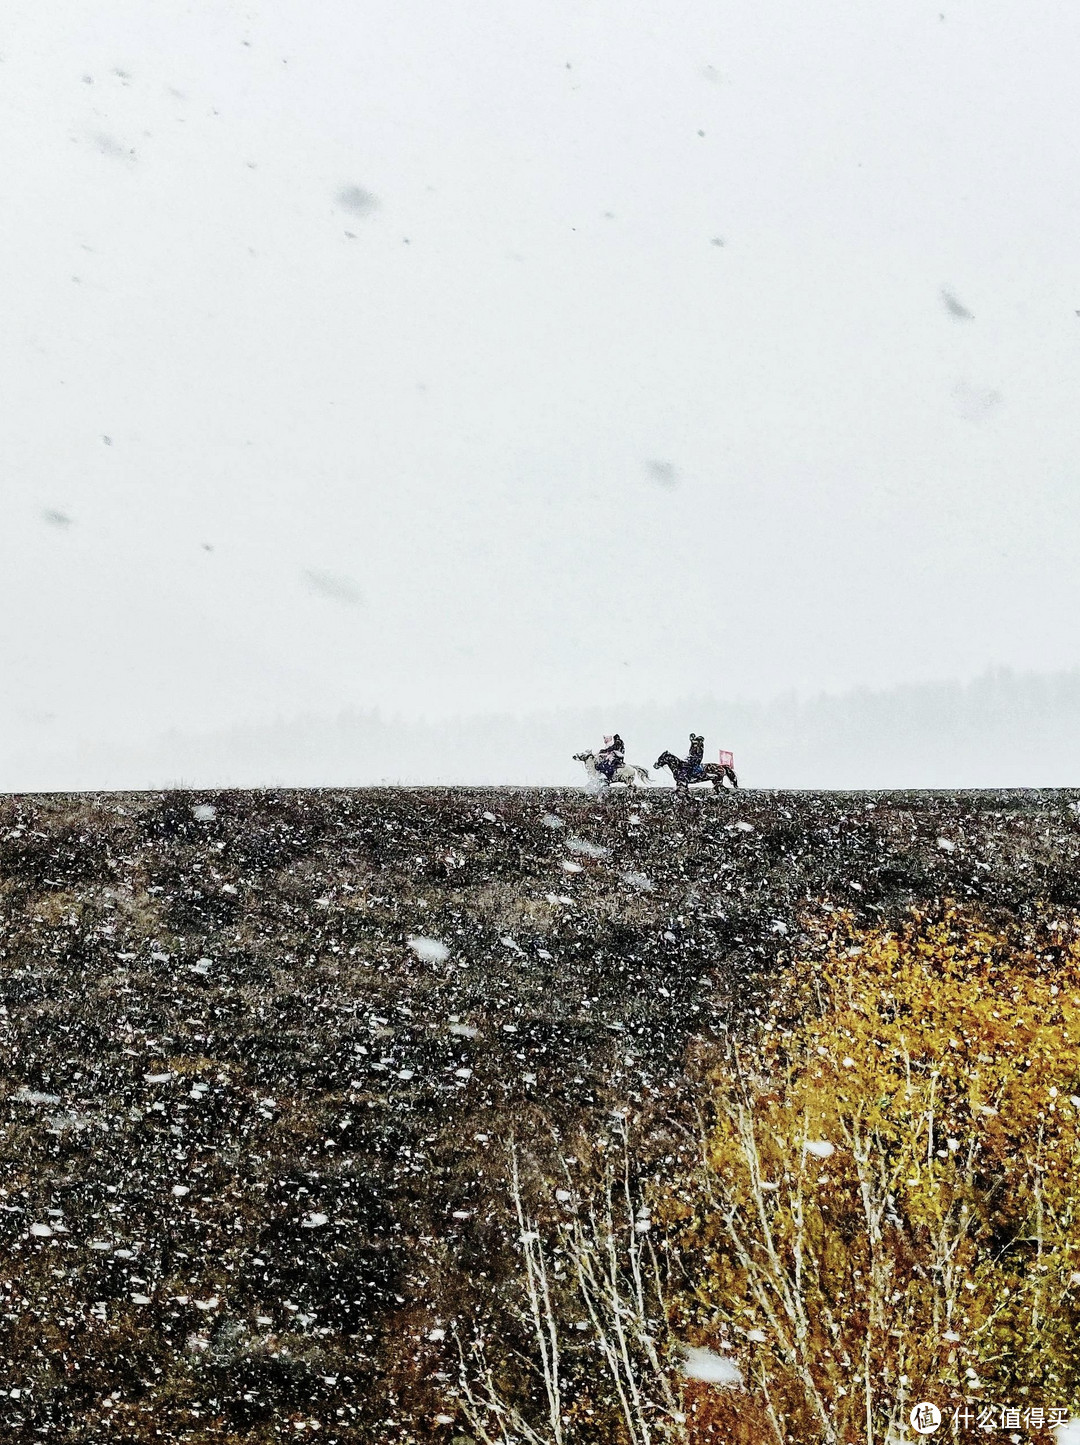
[662, 908, 1080, 1444]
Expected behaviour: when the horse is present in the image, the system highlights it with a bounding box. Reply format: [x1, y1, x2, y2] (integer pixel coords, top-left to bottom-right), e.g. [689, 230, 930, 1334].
[653, 751, 738, 791]
[573, 751, 651, 789]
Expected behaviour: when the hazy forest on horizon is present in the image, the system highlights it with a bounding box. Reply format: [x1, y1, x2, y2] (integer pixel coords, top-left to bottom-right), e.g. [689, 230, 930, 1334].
[8, 666, 1079, 793]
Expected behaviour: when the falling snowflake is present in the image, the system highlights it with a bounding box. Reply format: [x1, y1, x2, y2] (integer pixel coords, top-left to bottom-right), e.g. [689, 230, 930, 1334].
[645, 459, 680, 489]
[336, 184, 379, 216]
[940, 287, 974, 320]
[408, 936, 450, 964]
[13, 1088, 60, 1106]
[680, 1345, 742, 1386]
[803, 1140, 835, 1160]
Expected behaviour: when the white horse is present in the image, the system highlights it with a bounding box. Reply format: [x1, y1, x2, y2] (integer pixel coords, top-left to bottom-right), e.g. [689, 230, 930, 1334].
[573, 751, 651, 789]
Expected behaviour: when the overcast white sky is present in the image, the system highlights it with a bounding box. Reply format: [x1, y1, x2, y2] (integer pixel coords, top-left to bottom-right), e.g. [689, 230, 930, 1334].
[3, 0, 1080, 778]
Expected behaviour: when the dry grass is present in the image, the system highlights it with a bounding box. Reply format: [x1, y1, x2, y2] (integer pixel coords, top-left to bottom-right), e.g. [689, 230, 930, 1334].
[659, 907, 1080, 1442]
[5, 789, 1080, 1440]
[457, 1137, 692, 1445]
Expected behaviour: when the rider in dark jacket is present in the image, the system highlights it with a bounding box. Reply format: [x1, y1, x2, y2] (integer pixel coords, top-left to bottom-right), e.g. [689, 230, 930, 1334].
[687, 734, 705, 778]
[597, 734, 625, 781]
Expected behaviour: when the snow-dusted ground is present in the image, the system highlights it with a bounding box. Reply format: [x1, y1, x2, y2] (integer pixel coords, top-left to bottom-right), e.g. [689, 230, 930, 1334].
[2, 785, 1079, 1440]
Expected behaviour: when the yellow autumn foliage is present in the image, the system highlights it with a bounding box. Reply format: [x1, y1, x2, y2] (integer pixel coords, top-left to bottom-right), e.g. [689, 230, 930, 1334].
[662, 908, 1080, 1444]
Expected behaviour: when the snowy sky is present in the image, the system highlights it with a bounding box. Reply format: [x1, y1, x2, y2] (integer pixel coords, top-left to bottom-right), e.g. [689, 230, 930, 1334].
[3, 0, 1080, 773]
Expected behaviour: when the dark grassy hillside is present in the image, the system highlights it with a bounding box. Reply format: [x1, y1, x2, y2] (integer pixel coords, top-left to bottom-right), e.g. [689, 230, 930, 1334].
[2, 785, 1080, 1442]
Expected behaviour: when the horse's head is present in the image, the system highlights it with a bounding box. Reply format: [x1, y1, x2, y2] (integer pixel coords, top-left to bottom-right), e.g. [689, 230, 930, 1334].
[573, 751, 595, 763]
[654, 751, 675, 770]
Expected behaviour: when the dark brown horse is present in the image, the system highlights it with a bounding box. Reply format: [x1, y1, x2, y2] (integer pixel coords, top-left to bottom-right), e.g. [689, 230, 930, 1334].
[654, 751, 738, 791]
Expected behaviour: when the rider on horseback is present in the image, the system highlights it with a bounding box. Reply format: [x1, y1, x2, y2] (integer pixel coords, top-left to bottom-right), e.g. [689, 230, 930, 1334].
[686, 733, 706, 780]
[596, 734, 625, 782]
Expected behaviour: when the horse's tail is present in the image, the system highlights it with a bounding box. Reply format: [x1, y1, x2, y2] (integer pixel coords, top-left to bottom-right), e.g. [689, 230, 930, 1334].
[632, 764, 650, 782]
